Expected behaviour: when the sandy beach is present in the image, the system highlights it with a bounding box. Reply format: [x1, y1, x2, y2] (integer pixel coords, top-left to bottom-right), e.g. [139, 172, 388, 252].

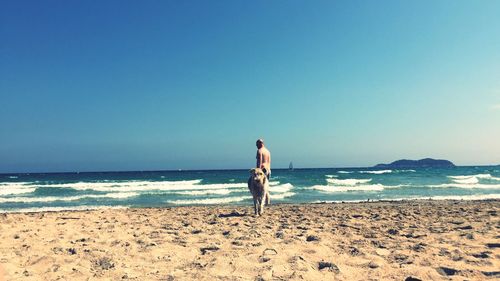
[0, 200, 499, 281]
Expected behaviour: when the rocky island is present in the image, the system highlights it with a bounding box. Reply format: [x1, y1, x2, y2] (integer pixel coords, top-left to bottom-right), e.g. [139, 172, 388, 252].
[374, 158, 455, 169]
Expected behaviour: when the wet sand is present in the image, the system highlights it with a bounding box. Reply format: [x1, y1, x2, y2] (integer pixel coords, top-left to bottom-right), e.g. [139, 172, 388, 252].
[0, 200, 499, 280]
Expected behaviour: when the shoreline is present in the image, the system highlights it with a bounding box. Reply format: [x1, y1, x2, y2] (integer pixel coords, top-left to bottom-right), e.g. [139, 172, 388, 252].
[1, 200, 499, 280]
[2, 196, 500, 214]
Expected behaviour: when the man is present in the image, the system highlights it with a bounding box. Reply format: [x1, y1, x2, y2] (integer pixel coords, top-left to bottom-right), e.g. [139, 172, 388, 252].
[256, 139, 271, 179]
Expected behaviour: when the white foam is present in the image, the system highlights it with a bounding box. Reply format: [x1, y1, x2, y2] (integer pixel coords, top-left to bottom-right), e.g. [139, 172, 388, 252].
[269, 181, 281, 186]
[168, 196, 252, 205]
[312, 194, 500, 204]
[429, 183, 500, 189]
[449, 175, 471, 180]
[44, 180, 250, 192]
[397, 169, 416, 173]
[272, 192, 295, 200]
[0, 182, 35, 186]
[48, 179, 202, 188]
[0, 205, 129, 214]
[337, 171, 353, 174]
[447, 174, 500, 186]
[8, 176, 18, 179]
[326, 178, 372, 186]
[475, 174, 496, 179]
[325, 175, 337, 178]
[175, 189, 236, 196]
[452, 177, 479, 184]
[359, 170, 392, 174]
[161, 182, 247, 191]
[448, 174, 500, 181]
[0, 187, 36, 196]
[383, 184, 411, 189]
[0, 182, 38, 196]
[423, 194, 500, 200]
[0, 192, 139, 203]
[310, 184, 384, 192]
[270, 183, 293, 193]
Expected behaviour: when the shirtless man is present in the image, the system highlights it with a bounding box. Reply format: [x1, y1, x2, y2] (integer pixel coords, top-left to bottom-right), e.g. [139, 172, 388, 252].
[256, 139, 271, 179]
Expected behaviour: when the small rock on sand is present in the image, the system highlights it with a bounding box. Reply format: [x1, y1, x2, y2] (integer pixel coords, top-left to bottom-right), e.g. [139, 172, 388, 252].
[259, 256, 271, 263]
[349, 247, 362, 256]
[472, 252, 490, 259]
[200, 246, 220, 255]
[387, 229, 399, 235]
[482, 271, 500, 277]
[486, 243, 500, 249]
[95, 257, 115, 270]
[367, 261, 379, 269]
[436, 266, 459, 276]
[318, 261, 340, 273]
[306, 235, 320, 242]
[232, 241, 243, 246]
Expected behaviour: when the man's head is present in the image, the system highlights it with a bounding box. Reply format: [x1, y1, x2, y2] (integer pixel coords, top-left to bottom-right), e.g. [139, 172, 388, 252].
[256, 139, 264, 149]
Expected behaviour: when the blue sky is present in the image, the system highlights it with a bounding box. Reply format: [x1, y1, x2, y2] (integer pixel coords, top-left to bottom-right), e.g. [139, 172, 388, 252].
[1, 1, 499, 172]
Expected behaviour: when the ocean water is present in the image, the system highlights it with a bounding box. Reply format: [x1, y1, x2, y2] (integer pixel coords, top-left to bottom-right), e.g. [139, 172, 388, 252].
[1, 166, 500, 213]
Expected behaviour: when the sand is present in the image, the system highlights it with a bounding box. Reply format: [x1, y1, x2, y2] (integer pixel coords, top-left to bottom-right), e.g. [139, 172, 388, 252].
[0, 200, 499, 281]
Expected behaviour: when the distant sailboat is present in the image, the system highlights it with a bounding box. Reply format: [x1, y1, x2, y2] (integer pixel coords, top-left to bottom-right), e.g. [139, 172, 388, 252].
[289, 161, 294, 170]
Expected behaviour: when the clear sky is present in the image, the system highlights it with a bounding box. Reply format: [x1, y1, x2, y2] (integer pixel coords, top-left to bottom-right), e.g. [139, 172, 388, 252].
[1, 1, 499, 173]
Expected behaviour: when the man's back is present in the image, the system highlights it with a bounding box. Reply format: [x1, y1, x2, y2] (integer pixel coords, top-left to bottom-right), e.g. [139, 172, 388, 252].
[255, 139, 271, 177]
[257, 147, 271, 173]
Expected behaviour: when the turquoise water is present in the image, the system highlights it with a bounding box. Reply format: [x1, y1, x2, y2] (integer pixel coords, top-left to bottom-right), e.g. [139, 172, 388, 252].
[1, 166, 499, 212]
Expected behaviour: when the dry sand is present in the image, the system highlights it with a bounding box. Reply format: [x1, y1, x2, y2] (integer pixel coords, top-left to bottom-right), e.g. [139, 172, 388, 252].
[0, 200, 499, 281]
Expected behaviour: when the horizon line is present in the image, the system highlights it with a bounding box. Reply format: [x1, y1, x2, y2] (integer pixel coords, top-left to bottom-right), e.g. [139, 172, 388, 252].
[1, 164, 499, 175]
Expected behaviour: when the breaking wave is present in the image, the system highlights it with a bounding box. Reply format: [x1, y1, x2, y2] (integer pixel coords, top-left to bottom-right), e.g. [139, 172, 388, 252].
[272, 192, 295, 200]
[312, 193, 500, 203]
[0, 192, 139, 203]
[175, 189, 236, 196]
[448, 174, 500, 182]
[270, 183, 293, 193]
[0, 182, 37, 196]
[444, 174, 500, 188]
[310, 184, 384, 192]
[429, 183, 500, 189]
[43, 180, 251, 192]
[167, 196, 252, 205]
[359, 170, 392, 174]
[326, 178, 372, 186]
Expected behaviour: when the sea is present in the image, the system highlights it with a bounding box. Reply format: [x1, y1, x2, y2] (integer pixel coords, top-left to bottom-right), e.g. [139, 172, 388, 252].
[1, 166, 500, 213]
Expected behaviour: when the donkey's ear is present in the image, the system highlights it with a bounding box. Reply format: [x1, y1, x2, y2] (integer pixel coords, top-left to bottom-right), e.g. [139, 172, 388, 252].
[249, 168, 256, 174]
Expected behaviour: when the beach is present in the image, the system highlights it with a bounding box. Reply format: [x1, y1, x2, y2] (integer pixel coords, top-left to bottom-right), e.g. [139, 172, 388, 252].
[1, 200, 499, 281]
